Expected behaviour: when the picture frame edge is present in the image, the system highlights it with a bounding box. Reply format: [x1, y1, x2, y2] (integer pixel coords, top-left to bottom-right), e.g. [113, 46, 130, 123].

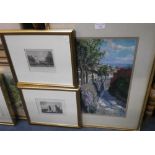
[137, 55, 155, 130]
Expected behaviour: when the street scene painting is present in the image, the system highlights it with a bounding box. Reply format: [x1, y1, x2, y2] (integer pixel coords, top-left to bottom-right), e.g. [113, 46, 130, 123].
[25, 49, 55, 72]
[77, 38, 138, 117]
[37, 99, 63, 114]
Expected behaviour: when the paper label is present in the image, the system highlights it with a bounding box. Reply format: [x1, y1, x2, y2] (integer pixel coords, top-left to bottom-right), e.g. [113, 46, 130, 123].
[95, 23, 106, 29]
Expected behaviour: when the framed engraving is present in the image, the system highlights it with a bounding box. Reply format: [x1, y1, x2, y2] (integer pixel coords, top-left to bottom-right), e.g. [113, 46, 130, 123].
[0, 30, 78, 88]
[18, 87, 81, 128]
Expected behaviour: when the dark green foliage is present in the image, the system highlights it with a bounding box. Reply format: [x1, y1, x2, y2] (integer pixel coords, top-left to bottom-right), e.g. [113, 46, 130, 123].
[109, 76, 130, 103]
[77, 39, 106, 84]
[4, 75, 22, 107]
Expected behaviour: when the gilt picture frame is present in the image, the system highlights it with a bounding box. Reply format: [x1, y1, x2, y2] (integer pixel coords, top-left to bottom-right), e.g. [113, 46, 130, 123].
[0, 74, 16, 125]
[17, 85, 81, 128]
[0, 30, 78, 88]
[77, 37, 155, 130]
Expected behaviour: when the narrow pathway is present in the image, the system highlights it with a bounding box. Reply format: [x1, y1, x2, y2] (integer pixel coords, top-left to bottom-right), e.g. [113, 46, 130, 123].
[97, 89, 126, 116]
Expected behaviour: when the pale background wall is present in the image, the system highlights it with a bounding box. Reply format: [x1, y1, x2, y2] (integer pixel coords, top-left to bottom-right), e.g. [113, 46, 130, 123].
[0, 23, 21, 44]
[0, 23, 21, 29]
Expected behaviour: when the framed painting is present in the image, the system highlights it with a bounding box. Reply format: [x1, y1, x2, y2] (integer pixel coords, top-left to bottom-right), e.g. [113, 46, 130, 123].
[17, 85, 81, 128]
[0, 64, 26, 119]
[76, 37, 152, 130]
[0, 30, 78, 88]
[0, 74, 16, 125]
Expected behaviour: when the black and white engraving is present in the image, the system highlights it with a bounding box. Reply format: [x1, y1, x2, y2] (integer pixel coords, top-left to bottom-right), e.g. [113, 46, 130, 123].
[25, 49, 55, 72]
[39, 100, 63, 114]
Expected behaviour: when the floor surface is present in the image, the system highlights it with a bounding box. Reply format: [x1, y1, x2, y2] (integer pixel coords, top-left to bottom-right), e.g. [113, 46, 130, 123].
[0, 117, 154, 131]
[0, 120, 107, 131]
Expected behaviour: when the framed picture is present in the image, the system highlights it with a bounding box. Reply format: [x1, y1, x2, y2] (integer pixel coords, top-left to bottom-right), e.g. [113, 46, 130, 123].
[0, 30, 78, 88]
[0, 74, 16, 125]
[0, 64, 26, 119]
[17, 86, 81, 128]
[77, 37, 153, 130]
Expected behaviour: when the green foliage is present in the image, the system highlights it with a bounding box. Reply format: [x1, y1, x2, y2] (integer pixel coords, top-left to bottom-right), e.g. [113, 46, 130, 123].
[98, 65, 109, 79]
[77, 39, 106, 84]
[4, 75, 22, 107]
[109, 76, 130, 102]
[77, 39, 105, 69]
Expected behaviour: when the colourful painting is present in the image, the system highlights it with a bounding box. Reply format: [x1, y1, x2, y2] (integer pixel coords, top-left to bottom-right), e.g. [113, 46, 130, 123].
[77, 38, 138, 117]
[0, 66, 26, 118]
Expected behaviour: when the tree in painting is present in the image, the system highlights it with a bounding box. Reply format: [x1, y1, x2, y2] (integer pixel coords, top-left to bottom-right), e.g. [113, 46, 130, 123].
[4, 75, 24, 113]
[77, 38, 137, 117]
[77, 39, 106, 85]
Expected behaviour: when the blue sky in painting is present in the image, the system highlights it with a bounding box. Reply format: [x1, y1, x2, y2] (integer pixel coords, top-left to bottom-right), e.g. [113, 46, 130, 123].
[99, 38, 137, 66]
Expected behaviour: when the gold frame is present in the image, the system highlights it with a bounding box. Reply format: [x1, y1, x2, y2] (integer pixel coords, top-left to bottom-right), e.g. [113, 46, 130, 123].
[138, 56, 155, 130]
[0, 29, 78, 88]
[18, 86, 81, 128]
[0, 74, 16, 125]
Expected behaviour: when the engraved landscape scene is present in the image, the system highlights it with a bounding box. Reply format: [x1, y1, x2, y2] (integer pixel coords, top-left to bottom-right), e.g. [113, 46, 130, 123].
[39, 100, 63, 114]
[77, 38, 137, 117]
[25, 49, 55, 72]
